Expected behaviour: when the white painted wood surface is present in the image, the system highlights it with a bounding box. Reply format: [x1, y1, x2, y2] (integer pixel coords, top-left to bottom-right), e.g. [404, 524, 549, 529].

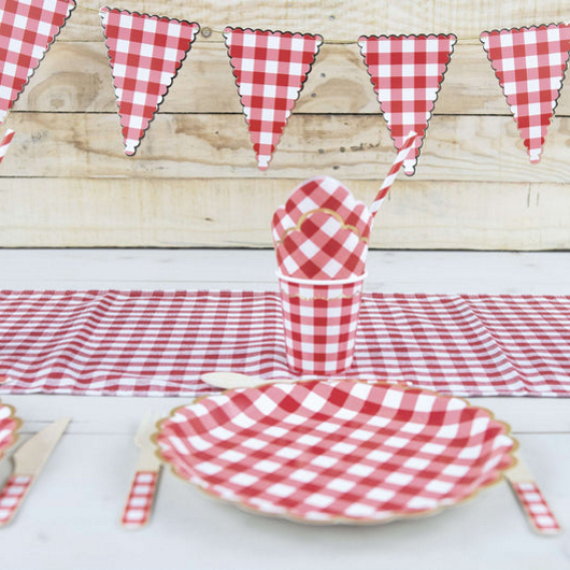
[0, 250, 569, 570]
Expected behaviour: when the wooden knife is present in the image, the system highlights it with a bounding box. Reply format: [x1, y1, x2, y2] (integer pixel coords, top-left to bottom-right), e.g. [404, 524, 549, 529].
[0, 417, 71, 527]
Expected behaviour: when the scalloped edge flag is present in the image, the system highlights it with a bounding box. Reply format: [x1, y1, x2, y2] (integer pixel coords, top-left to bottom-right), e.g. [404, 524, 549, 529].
[481, 24, 570, 163]
[100, 8, 200, 156]
[224, 28, 322, 170]
[359, 34, 456, 175]
[0, 0, 76, 124]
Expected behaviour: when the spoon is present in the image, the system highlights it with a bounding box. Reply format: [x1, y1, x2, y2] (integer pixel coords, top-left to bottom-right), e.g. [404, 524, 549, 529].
[201, 372, 297, 390]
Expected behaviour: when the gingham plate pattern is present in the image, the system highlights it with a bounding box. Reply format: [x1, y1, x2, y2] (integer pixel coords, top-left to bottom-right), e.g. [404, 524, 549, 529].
[359, 34, 456, 175]
[480, 24, 570, 163]
[0, 400, 20, 460]
[511, 482, 561, 534]
[224, 28, 322, 170]
[272, 177, 372, 279]
[156, 380, 516, 523]
[0, 291, 569, 397]
[277, 274, 365, 374]
[0, 0, 75, 123]
[100, 8, 199, 156]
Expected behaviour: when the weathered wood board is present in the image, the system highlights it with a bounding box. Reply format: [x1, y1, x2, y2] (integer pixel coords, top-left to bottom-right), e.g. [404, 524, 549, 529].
[1, 0, 569, 249]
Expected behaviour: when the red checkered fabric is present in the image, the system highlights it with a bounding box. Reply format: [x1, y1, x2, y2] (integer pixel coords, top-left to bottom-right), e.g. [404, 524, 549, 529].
[0, 401, 19, 459]
[121, 471, 159, 529]
[0, 475, 32, 526]
[0, 291, 569, 398]
[224, 28, 322, 170]
[156, 380, 515, 523]
[511, 482, 561, 534]
[480, 24, 570, 163]
[100, 8, 199, 156]
[272, 177, 372, 279]
[0, 0, 75, 123]
[358, 34, 456, 175]
[277, 274, 366, 374]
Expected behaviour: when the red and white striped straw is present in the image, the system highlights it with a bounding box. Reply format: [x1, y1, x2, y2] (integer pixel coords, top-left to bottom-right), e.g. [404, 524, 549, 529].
[370, 131, 418, 218]
[0, 129, 15, 169]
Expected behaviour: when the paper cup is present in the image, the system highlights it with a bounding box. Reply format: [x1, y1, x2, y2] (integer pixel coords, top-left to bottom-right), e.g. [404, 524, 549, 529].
[276, 271, 367, 374]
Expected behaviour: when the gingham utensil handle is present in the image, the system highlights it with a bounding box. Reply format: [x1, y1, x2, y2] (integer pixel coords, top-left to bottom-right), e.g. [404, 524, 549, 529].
[121, 470, 160, 530]
[511, 482, 561, 535]
[0, 475, 33, 527]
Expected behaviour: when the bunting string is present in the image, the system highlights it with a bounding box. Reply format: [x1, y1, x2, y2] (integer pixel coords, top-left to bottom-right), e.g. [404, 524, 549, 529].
[1, 1, 570, 170]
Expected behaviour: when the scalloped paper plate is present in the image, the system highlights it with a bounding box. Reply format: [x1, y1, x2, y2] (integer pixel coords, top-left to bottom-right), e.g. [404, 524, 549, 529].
[155, 380, 516, 524]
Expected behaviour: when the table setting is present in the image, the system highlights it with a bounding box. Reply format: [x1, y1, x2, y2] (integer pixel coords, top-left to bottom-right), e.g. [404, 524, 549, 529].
[0, 136, 568, 570]
[1, 2, 570, 565]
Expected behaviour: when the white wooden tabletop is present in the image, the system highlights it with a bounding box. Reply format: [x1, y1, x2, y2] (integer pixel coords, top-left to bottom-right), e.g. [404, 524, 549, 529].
[0, 250, 569, 570]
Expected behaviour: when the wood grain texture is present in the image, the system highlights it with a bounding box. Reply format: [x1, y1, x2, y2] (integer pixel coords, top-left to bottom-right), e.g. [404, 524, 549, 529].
[12, 41, 570, 116]
[1, 179, 568, 249]
[54, 0, 570, 42]
[3, 0, 570, 249]
[3, 112, 570, 182]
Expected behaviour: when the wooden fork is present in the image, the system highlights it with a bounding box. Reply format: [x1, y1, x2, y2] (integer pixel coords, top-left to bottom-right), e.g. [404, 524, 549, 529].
[120, 413, 163, 530]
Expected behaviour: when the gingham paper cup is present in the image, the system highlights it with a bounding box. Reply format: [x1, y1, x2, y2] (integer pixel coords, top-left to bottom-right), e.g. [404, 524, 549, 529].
[276, 271, 367, 374]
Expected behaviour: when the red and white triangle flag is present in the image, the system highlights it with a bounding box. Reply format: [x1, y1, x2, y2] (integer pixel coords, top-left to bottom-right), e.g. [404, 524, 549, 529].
[0, 0, 76, 124]
[224, 28, 322, 170]
[100, 8, 200, 156]
[359, 34, 456, 175]
[481, 24, 570, 163]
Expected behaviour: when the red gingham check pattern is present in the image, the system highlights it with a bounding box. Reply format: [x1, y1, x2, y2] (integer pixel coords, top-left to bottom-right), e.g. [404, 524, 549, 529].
[0, 291, 569, 398]
[156, 380, 515, 523]
[480, 24, 570, 163]
[100, 8, 199, 156]
[0, 401, 19, 459]
[272, 177, 372, 279]
[0, 128, 15, 168]
[511, 482, 561, 534]
[0, 475, 32, 527]
[0, 0, 75, 123]
[224, 28, 322, 170]
[359, 34, 456, 175]
[121, 471, 159, 529]
[277, 274, 365, 374]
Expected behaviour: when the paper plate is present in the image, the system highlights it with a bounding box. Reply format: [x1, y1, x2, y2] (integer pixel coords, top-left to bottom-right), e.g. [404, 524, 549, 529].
[155, 380, 516, 524]
[0, 401, 21, 460]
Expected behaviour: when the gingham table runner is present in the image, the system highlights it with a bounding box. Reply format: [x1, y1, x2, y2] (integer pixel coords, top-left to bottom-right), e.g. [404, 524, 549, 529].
[0, 290, 568, 397]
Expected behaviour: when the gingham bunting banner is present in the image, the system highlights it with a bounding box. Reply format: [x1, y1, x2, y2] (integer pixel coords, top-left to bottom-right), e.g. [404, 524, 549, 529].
[224, 28, 322, 170]
[359, 34, 456, 175]
[100, 8, 200, 156]
[272, 176, 372, 279]
[0, 291, 569, 398]
[0, 0, 75, 123]
[480, 24, 570, 163]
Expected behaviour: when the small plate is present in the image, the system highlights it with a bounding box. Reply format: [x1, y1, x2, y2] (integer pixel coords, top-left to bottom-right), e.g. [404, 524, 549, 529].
[155, 380, 516, 524]
[0, 401, 21, 460]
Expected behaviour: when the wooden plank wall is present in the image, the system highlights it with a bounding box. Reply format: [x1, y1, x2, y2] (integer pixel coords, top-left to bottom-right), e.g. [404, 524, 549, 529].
[1, 0, 570, 249]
